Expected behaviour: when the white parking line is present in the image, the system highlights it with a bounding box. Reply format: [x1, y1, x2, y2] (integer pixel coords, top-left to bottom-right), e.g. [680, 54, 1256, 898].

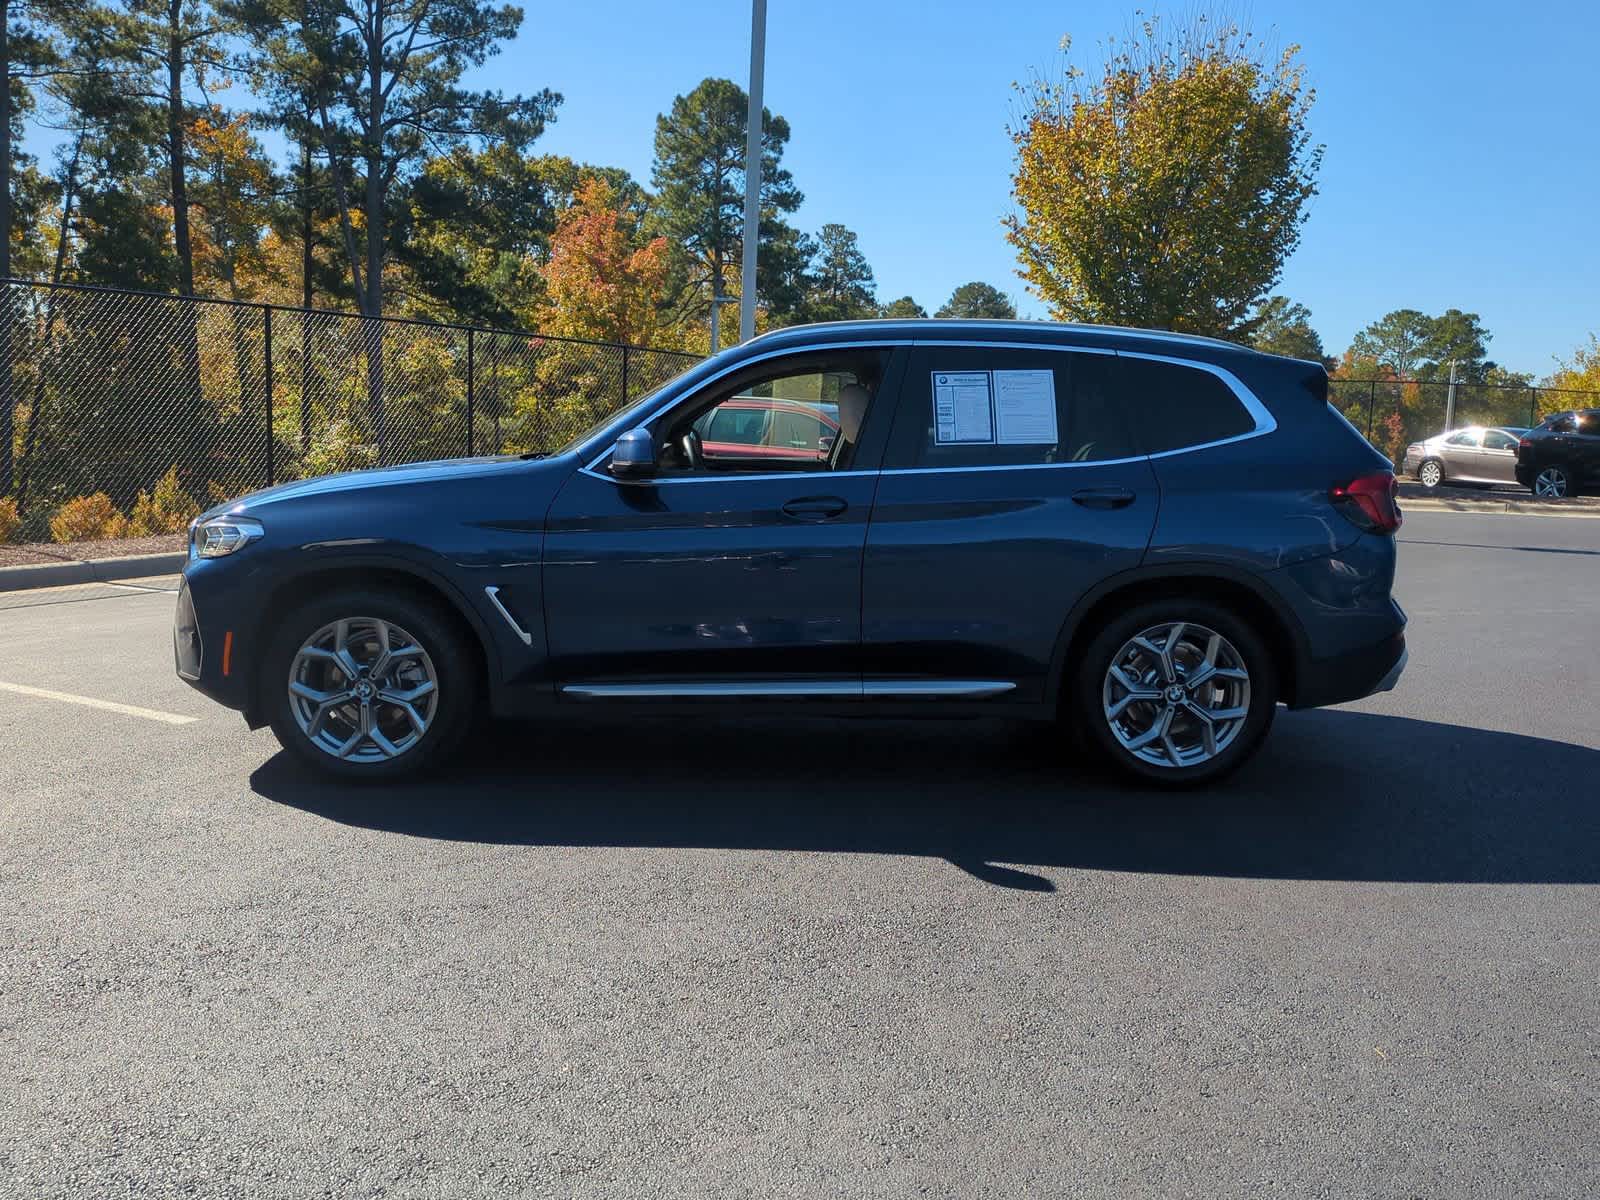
[0, 680, 198, 725]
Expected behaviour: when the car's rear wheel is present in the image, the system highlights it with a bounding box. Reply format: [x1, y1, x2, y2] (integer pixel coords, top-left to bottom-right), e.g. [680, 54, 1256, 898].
[1532, 465, 1572, 498]
[263, 589, 479, 780]
[1417, 458, 1444, 488]
[1073, 600, 1278, 787]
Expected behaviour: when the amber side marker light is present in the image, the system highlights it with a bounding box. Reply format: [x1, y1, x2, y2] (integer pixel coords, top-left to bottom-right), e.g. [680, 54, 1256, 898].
[222, 630, 234, 677]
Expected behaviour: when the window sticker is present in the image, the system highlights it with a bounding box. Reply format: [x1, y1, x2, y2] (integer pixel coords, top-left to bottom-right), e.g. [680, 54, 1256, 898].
[992, 370, 1059, 445]
[932, 372, 994, 443]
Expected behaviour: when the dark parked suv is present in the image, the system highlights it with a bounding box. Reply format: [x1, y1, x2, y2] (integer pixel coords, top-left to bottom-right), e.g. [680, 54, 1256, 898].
[174, 320, 1407, 785]
[1515, 410, 1600, 497]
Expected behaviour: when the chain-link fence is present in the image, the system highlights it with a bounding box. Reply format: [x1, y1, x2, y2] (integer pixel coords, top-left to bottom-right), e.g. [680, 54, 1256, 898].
[1330, 376, 1600, 467]
[0, 279, 699, 545]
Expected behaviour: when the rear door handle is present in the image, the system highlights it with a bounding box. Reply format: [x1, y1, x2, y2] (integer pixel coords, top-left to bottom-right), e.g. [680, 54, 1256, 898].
[1071, 487, 1136, 510]
[782, 495, 849, 521]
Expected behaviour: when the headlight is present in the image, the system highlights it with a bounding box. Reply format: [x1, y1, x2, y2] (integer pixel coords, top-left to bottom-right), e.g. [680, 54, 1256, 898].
[191, 516, 264, 559]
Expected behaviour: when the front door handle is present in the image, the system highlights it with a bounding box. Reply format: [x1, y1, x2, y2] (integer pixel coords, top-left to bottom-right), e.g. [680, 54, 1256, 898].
[782, 495, 849, 521]
[1071, 487, 1136, 510]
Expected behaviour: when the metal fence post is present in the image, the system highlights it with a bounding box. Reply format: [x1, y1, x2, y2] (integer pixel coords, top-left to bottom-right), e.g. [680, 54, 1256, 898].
[1529, 387, 1537, 428]
[621, 345, 631, 404]
[466, 327, 475, 456]
[1367, 379, 1376, 439]
[264, 306, 275, 488]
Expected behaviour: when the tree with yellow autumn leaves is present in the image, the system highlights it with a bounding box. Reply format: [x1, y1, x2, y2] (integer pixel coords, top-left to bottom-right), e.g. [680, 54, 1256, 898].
[1006, 16, 1321, 338]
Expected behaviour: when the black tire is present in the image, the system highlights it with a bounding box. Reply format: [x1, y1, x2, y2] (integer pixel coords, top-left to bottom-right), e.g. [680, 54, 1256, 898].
[1070, 599, 1279, 788]
[1417, 458, 1445, 489]
[261, 587, 480, 781]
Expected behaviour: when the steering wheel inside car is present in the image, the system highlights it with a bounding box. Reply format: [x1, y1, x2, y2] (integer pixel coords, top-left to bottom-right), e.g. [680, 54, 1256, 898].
[680, 428, 705, 470]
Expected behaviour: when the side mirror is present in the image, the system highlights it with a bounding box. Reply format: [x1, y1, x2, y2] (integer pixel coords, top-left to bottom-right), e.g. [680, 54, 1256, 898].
[609, 427, 658, 480]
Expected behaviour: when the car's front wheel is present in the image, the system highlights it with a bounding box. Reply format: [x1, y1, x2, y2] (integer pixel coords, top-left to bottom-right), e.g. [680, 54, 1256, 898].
[1532, 465, 1573, 498]
[1073, 600, 1278, 787]
[263, 589, 479, 780]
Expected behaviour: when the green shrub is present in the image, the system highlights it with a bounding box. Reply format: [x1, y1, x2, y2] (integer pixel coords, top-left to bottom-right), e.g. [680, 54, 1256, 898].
[0, 498, 20, 544]
[127, 466, 201, 536]
[50, 493, 128, 543]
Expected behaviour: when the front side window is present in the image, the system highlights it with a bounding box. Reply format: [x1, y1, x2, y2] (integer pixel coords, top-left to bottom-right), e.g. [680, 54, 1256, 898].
[1579, 413, 1600, 437]
[884, 346, 1138, 469]
[1482, 429, 1518, 451]
[658, 350, 888, 474]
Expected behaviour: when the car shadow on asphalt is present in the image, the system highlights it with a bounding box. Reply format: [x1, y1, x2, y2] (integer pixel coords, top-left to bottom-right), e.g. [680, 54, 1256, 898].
[249, 708, 1600, 891]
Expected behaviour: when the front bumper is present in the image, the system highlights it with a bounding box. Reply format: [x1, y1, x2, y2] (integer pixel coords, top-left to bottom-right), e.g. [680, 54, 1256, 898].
[173, 559, 263, 716]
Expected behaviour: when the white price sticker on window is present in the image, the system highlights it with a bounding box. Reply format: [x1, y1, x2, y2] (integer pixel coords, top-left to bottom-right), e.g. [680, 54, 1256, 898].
[932, 372, 994, 443]
[992, 370, 1058, 444]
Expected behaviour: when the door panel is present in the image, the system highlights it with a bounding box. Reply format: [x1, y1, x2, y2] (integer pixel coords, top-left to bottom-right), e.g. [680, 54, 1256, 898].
[863, 461, 1158, 698]
[543, 470, 878, 683]
[862, 344, 1157, 702]
[540, 345, 904, 689]
[1440, 431, 1480, 478]
[1477, 430, 1520, 482]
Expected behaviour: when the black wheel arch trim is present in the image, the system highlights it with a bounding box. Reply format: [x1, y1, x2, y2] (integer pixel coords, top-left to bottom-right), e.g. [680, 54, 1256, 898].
[1044, 561, 1313, 712]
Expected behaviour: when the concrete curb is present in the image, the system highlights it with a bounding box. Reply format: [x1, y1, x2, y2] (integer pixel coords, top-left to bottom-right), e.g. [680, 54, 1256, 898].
[1401, 497, 1600, 518]
[0, 552, 187, 593]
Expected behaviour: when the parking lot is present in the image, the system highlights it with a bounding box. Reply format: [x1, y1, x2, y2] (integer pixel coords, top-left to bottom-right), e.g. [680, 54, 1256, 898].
[1, 508, 1596, 1198]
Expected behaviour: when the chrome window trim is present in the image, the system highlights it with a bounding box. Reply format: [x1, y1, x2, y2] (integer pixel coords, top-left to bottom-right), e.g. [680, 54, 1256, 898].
[880, 455, 1148, 476]
[576, 337, 1278, 484]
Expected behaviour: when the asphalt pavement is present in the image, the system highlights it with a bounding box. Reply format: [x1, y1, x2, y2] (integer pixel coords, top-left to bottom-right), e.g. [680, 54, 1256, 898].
[1, 509, 1596, 1198]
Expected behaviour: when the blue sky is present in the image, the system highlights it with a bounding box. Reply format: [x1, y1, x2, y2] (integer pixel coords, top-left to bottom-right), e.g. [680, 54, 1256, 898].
[21, 0, 1598, 374]
[499, 0, 1596, 374]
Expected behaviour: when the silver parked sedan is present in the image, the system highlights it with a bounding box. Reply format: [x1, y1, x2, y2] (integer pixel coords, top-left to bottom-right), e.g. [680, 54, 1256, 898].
[1402, 426, 1528, 488]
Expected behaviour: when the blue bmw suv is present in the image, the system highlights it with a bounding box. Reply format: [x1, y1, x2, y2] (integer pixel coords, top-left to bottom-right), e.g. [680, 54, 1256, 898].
[174, 320, 1406, 786]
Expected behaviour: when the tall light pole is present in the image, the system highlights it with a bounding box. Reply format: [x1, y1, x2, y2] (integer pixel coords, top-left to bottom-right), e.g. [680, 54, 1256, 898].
[738, 0, 767, 343]
[1444, 359, 1459, 433]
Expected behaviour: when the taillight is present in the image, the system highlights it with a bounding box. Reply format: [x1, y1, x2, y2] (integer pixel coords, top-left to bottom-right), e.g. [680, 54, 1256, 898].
[1331, 470, 1402, 533]
[1518, 437, 1532, 458]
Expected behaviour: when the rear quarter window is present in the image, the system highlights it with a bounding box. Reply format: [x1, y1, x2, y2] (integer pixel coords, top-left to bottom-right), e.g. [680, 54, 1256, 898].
[1117, 357, 1257, 454]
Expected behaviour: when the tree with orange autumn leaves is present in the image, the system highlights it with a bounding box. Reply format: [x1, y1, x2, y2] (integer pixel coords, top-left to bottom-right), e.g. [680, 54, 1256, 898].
[536, 176, 672, 348]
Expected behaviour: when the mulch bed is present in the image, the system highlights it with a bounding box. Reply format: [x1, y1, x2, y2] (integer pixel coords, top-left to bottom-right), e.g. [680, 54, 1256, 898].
[0, 534, 186, 569]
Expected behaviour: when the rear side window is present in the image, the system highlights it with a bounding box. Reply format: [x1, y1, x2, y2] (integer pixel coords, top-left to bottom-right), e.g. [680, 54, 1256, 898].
[1580, 413, 1600, 436]
[1546, 413, 1577, 433]
[884, 347, 1138, 469]
[1116, 357, 1257, 454]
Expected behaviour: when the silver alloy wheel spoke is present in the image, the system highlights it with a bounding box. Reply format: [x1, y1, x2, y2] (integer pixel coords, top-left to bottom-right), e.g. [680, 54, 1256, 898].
[288, 616, 440, 764]
[1101, 620, 1252, 770]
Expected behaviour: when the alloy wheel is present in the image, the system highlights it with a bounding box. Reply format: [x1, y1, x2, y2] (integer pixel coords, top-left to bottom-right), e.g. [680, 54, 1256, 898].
[287, 617, 439, 762]
[1419, 460, 1442, 488]
[1534, 467, 1569, 498]
[1101, 621, 1252, 769]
